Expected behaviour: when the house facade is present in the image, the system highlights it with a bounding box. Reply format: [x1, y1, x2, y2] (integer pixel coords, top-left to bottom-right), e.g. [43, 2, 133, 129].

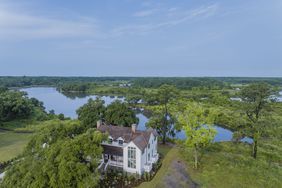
[97, 121, 159, 174]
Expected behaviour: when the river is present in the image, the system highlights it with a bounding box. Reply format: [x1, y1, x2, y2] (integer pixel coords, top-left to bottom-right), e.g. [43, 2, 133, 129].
[20, 87, 252, 143]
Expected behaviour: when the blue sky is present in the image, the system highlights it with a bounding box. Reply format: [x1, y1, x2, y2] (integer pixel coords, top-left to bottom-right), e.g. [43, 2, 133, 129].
[0, 0, 281, 76]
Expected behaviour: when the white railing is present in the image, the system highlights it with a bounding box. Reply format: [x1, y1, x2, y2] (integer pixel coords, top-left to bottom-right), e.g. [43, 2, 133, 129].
[104, 161, 109, 171]
[98, 160, 104, 169]
[101, 141, 125, 147]
[109, 160, 123, 167]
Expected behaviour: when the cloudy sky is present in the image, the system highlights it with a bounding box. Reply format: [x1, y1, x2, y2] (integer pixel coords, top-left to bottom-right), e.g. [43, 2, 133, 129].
[0, 0, 281, 76]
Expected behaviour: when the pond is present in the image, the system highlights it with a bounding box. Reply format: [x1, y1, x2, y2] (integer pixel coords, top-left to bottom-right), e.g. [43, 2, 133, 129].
[20, 87, 252, 143]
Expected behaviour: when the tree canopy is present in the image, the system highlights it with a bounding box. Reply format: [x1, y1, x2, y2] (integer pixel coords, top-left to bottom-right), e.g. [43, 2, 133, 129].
[146, 85, 178, 144]
[0, 90, 36, 121]
[1, 120, 105, 188]
[76, 98, 106, 129]
[174, 101, 216, 169]
[76, 99, 138, 127]
[105, 100, 138, 126]
[240, 82, 273, 158]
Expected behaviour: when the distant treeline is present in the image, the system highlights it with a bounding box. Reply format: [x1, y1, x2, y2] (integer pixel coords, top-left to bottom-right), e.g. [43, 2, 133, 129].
[132, 77, 227, 89]
[213, 77, 282, 86]
[0, 76, 281, 90]
[0, 76, 134, 88]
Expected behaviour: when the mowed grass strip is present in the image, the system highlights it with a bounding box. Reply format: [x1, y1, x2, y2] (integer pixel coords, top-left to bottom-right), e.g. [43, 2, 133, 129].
[0, 131, 32, 162]
[138, 144, 178, 188]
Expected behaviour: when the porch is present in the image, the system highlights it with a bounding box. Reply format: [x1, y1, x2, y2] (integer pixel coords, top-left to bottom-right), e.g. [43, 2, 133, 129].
[104, 154, 124, 168]
[100, 144, 124, 171]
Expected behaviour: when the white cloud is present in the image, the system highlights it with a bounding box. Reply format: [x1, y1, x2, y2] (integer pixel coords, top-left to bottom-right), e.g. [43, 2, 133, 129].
[133, 9, 158, 17]
[112, 4, 219, 37]
[0, 6, 99, 40]
[0, 2, 219, 41]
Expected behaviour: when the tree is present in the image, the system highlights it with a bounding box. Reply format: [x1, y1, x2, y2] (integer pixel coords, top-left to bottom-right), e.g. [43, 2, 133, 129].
[58, 113, 65, 120]
[0, 90, 34, 121]
[240, 82, 273, 158]
[105, 100, 138, 126]
[174, 102, 216, 169]
[125, 95, 141, 106]
[146, 106, 175, 143]
[147, 84, 178, 144]
[76, 98, 106, 128]
[1, 121, 104, 188]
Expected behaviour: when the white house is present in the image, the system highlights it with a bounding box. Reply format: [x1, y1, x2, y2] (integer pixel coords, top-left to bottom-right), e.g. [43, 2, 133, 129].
[97, 121, 159, 174]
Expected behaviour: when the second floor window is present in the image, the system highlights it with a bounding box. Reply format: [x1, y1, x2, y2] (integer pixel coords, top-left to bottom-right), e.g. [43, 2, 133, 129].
[118, 140, 123, 145]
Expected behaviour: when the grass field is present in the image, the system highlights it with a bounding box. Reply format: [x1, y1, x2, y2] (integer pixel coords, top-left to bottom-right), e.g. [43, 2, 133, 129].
[138, 141, 282, 188]
[0, 131, 32, 162]
[138, 144, 197, 188]
[181, 142, 282, 188]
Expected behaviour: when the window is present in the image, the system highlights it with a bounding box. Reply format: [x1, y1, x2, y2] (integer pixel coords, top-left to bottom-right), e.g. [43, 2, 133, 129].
[118, 139, 123, 145]
[148, 143, 150, 149]
[128, 147, 136, 168]
[108, 138, 113, 144]
[148, 153, 150, 161]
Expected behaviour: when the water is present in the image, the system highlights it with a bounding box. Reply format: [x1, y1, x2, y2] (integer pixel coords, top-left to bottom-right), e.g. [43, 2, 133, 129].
[20, 87, 124, 118]
[278, 91, 282, 102]
[20, 87, 252, 143]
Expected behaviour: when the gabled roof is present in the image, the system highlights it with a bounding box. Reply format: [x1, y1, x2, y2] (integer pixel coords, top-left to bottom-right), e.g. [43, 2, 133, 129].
[97, 124, 157, 151]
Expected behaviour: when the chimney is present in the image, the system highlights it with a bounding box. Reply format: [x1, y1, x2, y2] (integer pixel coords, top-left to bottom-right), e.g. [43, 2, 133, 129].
[131, 124, 137, 133]
[97, 120, 102, 129]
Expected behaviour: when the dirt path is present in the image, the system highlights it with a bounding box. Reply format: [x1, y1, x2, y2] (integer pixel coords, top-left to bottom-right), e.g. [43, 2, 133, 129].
[138, 146, 199, 188]
[162, 160, 199, 188]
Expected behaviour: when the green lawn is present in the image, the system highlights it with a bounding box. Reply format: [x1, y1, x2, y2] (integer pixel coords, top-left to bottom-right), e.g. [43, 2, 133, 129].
[138, 141, 282, 188]
[0, 131, 32, 162]
[138, 145, 193, 188]
[182, 142, 282, 188]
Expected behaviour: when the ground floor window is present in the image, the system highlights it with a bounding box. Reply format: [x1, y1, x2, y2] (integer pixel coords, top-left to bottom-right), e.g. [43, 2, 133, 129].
[128, 147, 136, 168]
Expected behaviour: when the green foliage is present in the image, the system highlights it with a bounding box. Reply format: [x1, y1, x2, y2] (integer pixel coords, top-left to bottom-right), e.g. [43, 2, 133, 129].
[125, 95, 142, 105]
[58, 82, 95, 92]
[174, 101, 216, 169]
[76, 98, 138, 127]
[180, 142, 282, 188]
[0, 90, 34, 121]
[146, 106, 176, 139]
[146, 85, 178, 144]
[105, 100, 138, 126]
[76, 98, 106, 128]
[133, 77, 226, 89]
[240, 82, 273, 158]
[1, 121, 104, 188]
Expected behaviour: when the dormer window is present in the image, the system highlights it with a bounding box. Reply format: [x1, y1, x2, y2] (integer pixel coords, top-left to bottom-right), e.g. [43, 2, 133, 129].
[118, 140, 123, 145]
